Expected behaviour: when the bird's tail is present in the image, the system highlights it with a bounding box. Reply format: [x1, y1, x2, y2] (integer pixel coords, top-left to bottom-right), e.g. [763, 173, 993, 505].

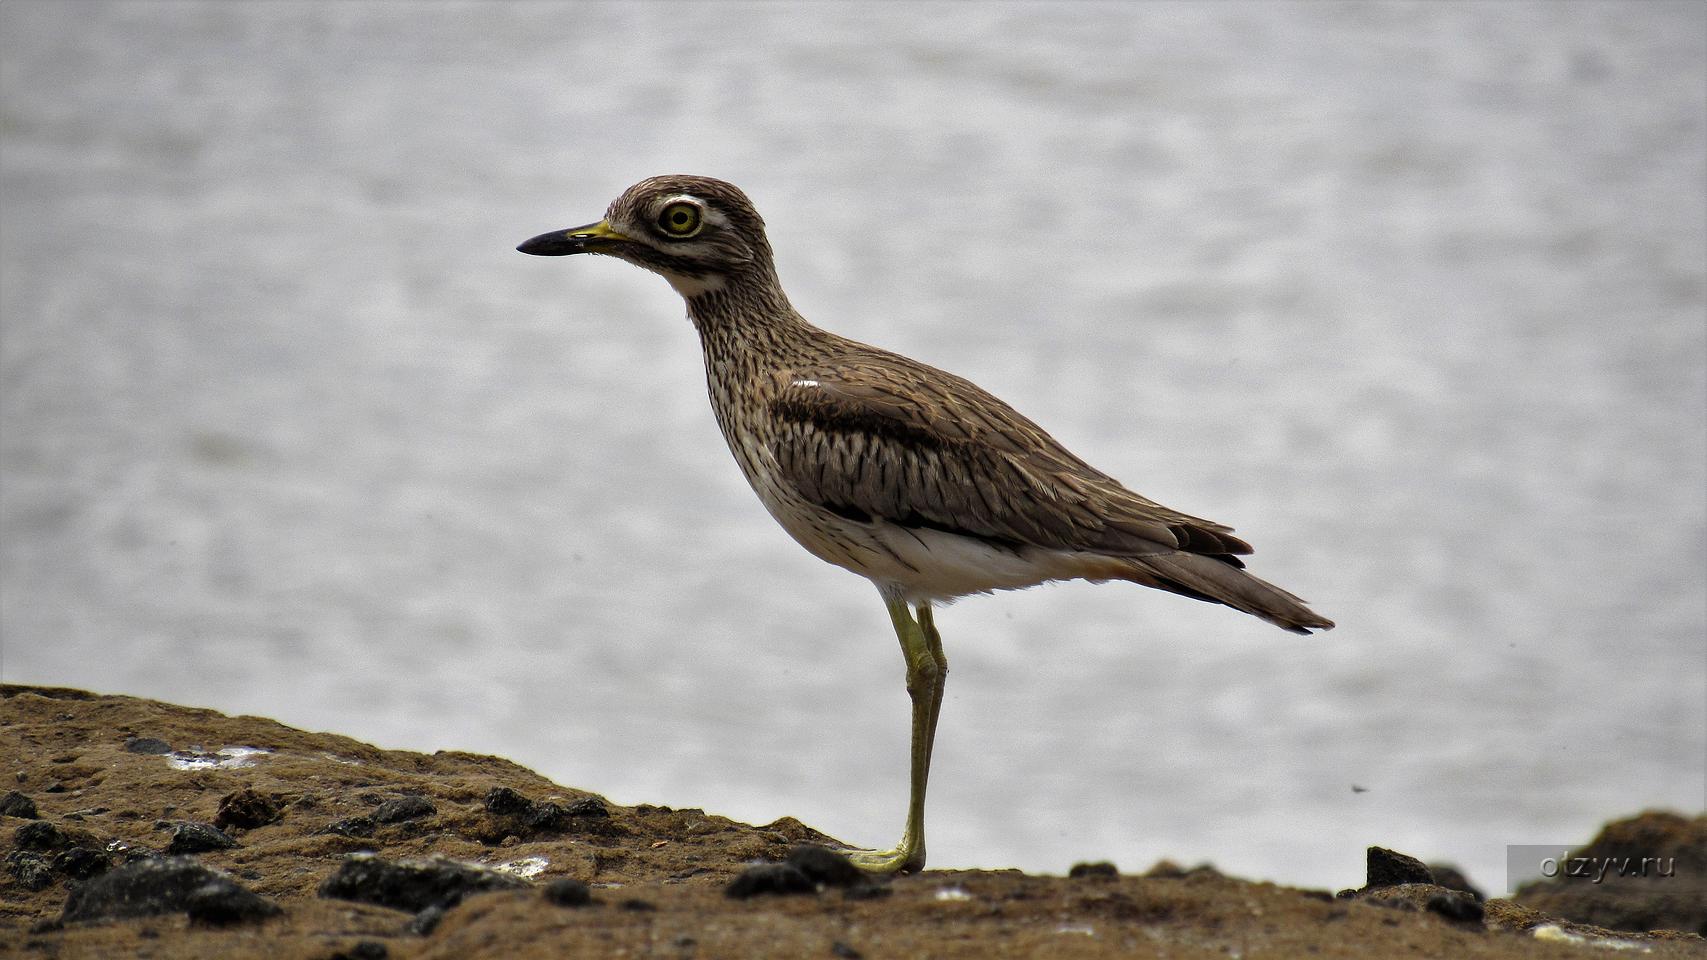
[1120, 552, 1335, 635]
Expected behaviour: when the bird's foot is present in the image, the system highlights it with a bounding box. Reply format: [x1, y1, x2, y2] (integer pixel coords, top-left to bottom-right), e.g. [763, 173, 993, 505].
[839, 843, 925, 875]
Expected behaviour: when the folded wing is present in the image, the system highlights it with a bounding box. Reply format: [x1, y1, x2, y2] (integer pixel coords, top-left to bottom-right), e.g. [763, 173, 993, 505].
[766, 354, 1252, 564]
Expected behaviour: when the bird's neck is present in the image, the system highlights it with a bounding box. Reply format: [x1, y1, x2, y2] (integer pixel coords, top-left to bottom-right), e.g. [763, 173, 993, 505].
[683, 270, 825, 366]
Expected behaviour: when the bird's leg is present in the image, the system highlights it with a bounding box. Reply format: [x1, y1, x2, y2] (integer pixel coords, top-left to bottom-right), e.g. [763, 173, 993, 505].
[916, 603, 948, 771]
[843, 593, 943, 875]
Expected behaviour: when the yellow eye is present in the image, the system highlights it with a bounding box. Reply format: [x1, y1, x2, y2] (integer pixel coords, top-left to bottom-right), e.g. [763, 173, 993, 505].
[656, 202, 702, 238]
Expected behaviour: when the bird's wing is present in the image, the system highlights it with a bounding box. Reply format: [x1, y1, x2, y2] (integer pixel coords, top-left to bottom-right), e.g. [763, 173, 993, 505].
[766, 356, 1253, 561]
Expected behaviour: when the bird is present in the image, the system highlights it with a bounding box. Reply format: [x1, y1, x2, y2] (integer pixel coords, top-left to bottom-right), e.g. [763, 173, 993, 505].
[517, 175, 1333, 874]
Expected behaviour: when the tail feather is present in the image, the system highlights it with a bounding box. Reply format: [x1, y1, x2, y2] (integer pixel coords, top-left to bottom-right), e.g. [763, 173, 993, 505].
[1123, 552, 1335, 635]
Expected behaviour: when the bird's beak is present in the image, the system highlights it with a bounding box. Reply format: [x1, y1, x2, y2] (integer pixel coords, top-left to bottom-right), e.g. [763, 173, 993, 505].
[516, 220, 631, 256]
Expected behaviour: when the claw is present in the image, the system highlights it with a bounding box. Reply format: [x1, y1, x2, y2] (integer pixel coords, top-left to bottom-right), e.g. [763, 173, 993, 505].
[841, 843, 926, 875]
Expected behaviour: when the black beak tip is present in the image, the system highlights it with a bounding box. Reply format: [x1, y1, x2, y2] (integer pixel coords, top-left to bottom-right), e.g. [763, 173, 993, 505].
[517, 231, 582, 257]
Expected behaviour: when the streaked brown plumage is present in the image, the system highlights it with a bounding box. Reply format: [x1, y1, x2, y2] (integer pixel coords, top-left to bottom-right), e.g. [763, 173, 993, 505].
[518, 174, 1332, 873]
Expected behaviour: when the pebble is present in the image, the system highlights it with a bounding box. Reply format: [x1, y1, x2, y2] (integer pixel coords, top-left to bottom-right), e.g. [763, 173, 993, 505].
[214, 789, 283, 830]
[166, 822, 238, 854]
[318, 852, 528, 913]
[406, 904, 447, 936]
[5, 850, 56, 890]
[123, 737, 172, 755]
[184, 879, 284, 925]
[320, 816, 377, 838]
[786, 845, 866, 888]
[543, 877, 592, 907]
[52, 846, 110, 880]
[483, 787, 533, 817]
[1364, 847, 1433, 889]
[61, 856, 278, 924]
[372, 795, 436, 824]
[725, 862, 815, 899]
[14, 821, 68, 851]
[564, 797, 609, 818]
[0, 791, 40, 819]
[328, 941, 390, 960]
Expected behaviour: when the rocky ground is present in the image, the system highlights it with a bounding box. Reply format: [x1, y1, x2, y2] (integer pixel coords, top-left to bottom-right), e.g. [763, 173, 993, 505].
[2, 684, 1701, 959]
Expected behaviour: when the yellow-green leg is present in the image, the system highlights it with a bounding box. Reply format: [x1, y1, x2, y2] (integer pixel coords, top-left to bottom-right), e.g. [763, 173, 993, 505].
[844, 594, 948, 875]
[918, 605, 948, 772]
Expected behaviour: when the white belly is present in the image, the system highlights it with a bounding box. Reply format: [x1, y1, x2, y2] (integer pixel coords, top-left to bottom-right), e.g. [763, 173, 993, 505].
[747, 469, 1100, 603]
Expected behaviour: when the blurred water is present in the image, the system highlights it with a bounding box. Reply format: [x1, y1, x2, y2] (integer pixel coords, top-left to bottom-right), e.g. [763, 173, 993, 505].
[2, 1, 1702, 890]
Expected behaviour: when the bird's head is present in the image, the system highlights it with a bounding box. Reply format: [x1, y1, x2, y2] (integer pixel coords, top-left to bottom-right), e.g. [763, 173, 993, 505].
[517, 175, 774, 299]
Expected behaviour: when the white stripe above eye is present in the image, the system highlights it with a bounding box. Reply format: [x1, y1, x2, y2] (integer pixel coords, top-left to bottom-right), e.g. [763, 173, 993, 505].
[658, 193, 726, 228]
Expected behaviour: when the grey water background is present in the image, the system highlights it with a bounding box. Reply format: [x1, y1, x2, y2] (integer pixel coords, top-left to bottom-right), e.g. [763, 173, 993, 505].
[3, 1, 1702, 890]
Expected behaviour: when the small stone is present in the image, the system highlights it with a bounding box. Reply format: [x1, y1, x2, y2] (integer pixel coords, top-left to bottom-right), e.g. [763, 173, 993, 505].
[1068, 861, 1120, 880]
[123, 738, 172, 755]
[0, 791, 40, 819]
[5, 850, 55, 890]
[787, 846, 865, 888]
[61, 856, 276, 923]
[115, 845, 158, 865]
[214, 789, 283, 830]
[831, 941, 864, 959]
[1359, 881, 1485, 925]
[406, 904, 446, 936]
[564, 797, 609, 818]
[184, 880, 283, 925]
[483, 787, 533, 817]
[543, 877, 591, 907]
[1365, 847, 1433, 889]
[1144, 859, 1220, 879]
[523, 802, 570, 833]
[15, 820, 69, 851]
[166, 822, 238, 855]
[329, 941, 389, 960]
[16, 813, 73, 843]
[1426, 890, 1485, 924]
[320, 816, 377, 838]
[52, 847, 110, 881]
[372, 795, 436, 824]
[619, 898, 656, 911]
[1426, 862, 1485, 902]
[725, 862, 815, 899]
[318, 852, 529, 913]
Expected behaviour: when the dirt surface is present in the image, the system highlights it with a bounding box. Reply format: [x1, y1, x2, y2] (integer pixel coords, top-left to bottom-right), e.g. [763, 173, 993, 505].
[2, 685, 1700, 959]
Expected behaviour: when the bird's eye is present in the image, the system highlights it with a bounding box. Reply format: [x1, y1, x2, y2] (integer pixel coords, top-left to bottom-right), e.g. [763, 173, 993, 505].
[656, 202, 702, 238]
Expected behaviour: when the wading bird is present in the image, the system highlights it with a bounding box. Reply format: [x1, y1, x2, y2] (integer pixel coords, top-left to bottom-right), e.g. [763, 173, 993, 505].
[518, 175, 1333, 873]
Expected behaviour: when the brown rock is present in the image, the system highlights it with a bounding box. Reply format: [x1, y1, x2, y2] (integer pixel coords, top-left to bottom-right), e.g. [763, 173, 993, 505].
[1514, 811, 1707, 936]
[214, 789, 284, 830]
